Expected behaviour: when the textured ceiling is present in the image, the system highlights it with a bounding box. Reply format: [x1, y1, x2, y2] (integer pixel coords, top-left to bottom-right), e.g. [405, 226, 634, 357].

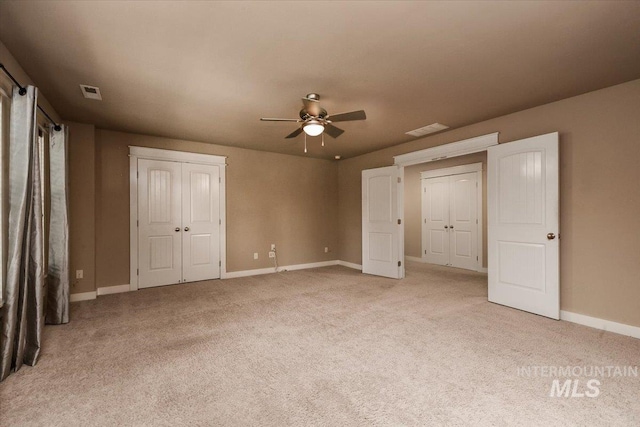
[1, 1, 639, 159]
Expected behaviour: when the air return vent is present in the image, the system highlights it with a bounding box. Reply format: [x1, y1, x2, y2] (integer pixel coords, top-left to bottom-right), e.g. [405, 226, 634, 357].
[80, 84, 102, 100]
[405, 122, 448, 137]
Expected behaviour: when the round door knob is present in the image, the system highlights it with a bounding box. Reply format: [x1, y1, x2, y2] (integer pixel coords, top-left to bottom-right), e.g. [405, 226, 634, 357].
[547, 233, 556, 240]
[450, 226, 454, 229]
[444, 225, 449, 229]
[184, 227, 190, 232]
[175, 227, 180, 232]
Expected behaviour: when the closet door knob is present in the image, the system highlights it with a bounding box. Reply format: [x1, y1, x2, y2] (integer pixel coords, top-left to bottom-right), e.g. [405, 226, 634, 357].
[444, 225, 449, 229]
[184, 227, 190, 232]
[175, 227, 180, 232]
[547, 233, 555, 240]
[450, 226, 454, 229]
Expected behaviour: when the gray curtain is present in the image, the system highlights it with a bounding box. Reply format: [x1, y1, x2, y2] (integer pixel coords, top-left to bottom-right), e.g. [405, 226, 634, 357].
[0, 85, 45, 382]
[46, 124, 70, 325]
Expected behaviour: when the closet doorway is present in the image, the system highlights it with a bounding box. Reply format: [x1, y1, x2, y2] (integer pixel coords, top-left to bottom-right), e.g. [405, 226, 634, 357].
[421, 163, 482, 272]
[129, 147, 227, 290]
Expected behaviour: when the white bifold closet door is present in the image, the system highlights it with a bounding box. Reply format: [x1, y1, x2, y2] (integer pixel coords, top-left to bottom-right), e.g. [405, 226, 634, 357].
[423, 172, 478, 270]
[138, 159, 220, 288]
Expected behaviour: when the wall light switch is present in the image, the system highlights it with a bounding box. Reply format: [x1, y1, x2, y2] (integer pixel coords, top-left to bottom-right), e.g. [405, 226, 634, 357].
[324, 247, 329, 253]
[269, 251, 276, 258]
[76, 270, 83, 279]
[253, 253, 259, 260]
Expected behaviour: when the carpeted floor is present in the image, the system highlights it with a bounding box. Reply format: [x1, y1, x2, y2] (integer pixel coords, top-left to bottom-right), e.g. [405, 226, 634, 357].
[1, 262, 639, 426]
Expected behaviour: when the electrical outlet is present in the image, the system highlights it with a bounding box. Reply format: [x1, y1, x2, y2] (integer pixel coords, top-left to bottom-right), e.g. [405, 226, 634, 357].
[76, 270, 83, 279]
[324, 247, 329, 253]
[270, 243, 276, 251]
[253, 252, 259, 260]
[269, 251, 276, 258]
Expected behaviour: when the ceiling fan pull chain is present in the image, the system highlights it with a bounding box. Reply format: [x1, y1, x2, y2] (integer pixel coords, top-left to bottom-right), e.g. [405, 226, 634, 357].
[321, 133, 325, 147]
[304, 133, 308, 153]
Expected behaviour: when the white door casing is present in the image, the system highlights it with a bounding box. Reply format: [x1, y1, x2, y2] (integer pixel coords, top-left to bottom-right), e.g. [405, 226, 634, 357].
[488, 132, 559, 319]
[182, 163, 221, 282]
[130, 146, 227, 291]
[138, 159, 183, 288]
[362, 166, 404, 279]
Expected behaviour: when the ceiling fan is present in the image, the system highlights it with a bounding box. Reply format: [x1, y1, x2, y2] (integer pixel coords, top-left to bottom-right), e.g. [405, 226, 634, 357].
[260, 93, 366, 152]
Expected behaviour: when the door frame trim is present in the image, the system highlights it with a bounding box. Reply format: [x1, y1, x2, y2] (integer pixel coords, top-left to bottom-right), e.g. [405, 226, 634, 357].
[420, 162, 483, 272]
[129, 146, 228, 291]
[393, 132, 498, 167]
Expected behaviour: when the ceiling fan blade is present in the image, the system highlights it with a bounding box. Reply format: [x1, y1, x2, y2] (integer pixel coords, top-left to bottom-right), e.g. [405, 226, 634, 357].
[302, 97, 321, 116]
[285, 127, 303, 139]
[324, 123, 345, 139]
[327, 110, 366, 122]
[260, 118, 301, 122]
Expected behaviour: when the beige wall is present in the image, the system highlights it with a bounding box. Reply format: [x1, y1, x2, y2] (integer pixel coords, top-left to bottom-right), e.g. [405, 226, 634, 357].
[93, 130, 339, 289]
[68, 122, 96, 294]
[404, 152, 487, 268]
[338, 79, 640, 327]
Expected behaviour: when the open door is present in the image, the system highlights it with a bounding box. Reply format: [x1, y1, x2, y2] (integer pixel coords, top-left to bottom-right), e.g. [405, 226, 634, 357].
[488, 132, 559, 319]
[362, 166, 404, 279]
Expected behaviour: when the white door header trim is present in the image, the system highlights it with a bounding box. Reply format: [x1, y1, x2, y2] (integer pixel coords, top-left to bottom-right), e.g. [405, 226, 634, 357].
[394, 132, 498, 167]
[129, 146, 227, 166]
[420, 162, 483, 180]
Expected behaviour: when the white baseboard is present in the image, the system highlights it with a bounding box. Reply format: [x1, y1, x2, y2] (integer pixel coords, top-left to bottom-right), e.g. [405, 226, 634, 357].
[477, 267, 488, 273]
[560, 310, 640, 340]
[405, 256, 425, 263]
[337, 260, 362, 270]
[278, 260, 338, 272]
[70, 291, 97, 302]
[225, 260, 341, 279]
[97, 284, 130, 296]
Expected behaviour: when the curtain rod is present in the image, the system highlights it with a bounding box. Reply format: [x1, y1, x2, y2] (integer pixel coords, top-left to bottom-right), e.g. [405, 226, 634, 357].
[0, 63, 62, 131]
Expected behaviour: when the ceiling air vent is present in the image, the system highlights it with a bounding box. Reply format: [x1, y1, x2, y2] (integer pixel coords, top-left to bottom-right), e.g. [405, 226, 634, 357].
[80, 84, 102, 100]
[405, 122, 448, 137]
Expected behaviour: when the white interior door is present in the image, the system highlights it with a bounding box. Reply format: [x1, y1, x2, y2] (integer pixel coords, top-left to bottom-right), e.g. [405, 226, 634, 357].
[422, 176, 450, 266]
[182, 163, 221, 282]
[138, 159, 183, 288]
[488, 132, 559, 319]
[362, 166, 403, 279]
[449, 172, 478, 270]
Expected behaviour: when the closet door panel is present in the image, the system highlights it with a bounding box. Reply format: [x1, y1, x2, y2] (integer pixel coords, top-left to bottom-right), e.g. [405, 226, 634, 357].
[182, 163, 220, 282]
[422, 176, 450, 266]
[449, 173, 478, 270]
[138, 159, 183, 288]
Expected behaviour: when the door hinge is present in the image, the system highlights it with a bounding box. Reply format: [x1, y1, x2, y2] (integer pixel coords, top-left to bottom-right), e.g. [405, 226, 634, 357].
[397, 177, 401, 183]
[424, 250, 427, 255]
[398, 261, 402, 267]
[137, 220, 139, 227]
[476, 219, 478, 224]
[136, 268, 139, 276]
[219, 219, 221, 225]
[424, 218, 427, 223]
[137, 171, 139, 178]
[477, 256, 478, 261]
[397, 219, 401, 225]
[219, 261, 221, 267]
[219, 177, 221, 183]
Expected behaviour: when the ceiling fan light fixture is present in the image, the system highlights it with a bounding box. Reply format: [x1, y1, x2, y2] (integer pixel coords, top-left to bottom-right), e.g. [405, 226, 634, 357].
[303, 120, 324, 137]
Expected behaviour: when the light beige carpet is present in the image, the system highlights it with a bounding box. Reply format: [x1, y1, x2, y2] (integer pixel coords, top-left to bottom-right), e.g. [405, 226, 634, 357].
[1, 262, 638, 426]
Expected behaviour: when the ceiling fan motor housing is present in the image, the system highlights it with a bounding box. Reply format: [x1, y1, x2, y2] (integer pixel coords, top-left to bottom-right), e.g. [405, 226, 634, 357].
[300, 108, 328, 120]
